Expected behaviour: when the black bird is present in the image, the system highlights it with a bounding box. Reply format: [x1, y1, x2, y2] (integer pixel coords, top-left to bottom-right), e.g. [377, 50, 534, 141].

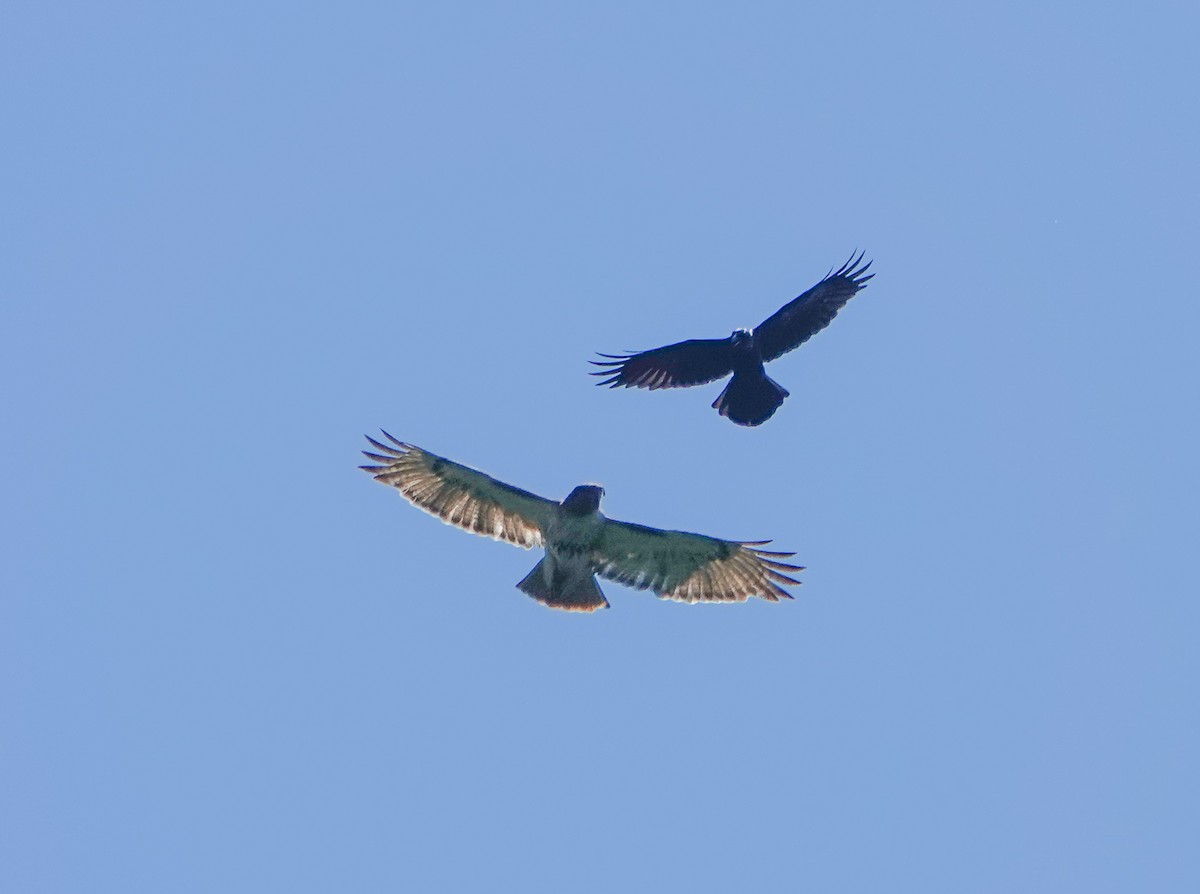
[360, 433, 802, 612]
[591, 252, 874, 426]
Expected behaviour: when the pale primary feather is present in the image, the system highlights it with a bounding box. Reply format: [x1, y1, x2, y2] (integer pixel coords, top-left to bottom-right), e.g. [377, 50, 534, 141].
[359, 432, 555, 549]
[591, 520, 802, 603]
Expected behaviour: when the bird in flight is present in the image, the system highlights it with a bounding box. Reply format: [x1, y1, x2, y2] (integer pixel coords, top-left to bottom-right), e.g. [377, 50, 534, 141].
[591, 252, 874, 426]
[360, 432, 802, 612]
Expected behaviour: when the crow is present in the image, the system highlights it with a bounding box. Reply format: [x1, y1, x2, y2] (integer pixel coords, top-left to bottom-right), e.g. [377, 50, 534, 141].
[592, 252, 874, 426]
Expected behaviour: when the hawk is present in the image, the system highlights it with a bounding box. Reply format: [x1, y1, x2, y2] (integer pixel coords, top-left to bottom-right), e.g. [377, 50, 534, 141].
[360, 432, 802, 612]
[591, 252, 874, 426]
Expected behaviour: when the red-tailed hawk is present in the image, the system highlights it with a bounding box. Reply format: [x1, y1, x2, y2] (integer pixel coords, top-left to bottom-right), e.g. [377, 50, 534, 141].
[592, 252, 874, 426]
[360, 433, 802, 612]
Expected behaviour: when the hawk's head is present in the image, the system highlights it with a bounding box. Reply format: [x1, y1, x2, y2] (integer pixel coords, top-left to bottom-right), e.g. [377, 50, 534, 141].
[562, 484, 605, 516]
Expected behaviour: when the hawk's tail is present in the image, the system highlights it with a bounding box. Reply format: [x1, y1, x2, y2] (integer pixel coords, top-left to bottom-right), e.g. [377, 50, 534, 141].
[712, 369, 789, 427]
[517, 559, 609, 612]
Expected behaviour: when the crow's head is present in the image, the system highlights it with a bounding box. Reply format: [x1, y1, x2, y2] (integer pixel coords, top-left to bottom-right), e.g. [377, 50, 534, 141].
[562, 484, 605, 516]
[730, 328, 754, 350]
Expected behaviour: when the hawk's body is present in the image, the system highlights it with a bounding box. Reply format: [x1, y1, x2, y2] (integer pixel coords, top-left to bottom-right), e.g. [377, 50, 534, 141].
[515, 484, 610, 611]
[593, 252, 874, 426]
[360, 434, 802, 612]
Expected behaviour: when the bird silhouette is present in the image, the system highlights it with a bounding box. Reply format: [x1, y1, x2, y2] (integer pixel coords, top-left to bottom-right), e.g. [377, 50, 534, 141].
[360, 433, 802, 612]
[592, 252, 874, 426]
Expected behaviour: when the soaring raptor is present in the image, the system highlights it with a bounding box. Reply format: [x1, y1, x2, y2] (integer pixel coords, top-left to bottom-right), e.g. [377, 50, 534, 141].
[592, 252, 874, 426]
[360, 433, 802, 612]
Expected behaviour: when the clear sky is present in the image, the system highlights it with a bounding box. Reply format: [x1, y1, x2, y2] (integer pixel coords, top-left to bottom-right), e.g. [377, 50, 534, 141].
[4, 2, 1198, 891]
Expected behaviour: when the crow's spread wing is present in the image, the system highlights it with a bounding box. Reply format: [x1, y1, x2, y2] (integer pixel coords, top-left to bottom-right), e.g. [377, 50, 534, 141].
[591, 518, 803, 603]
[590, 339, 736, 389]
[360, 432, 556, 548]
[755, 252, 873, 363]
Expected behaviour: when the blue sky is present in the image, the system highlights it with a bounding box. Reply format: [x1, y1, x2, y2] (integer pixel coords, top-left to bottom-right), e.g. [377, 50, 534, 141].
[4, 2, 1198, 891]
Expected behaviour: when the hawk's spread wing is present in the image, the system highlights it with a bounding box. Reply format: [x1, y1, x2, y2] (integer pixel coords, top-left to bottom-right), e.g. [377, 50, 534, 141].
[590, 339, 735, 390]
[360, 432, 556, 548]
[755, 252, 874, 363]
[591, 519, 803, 603]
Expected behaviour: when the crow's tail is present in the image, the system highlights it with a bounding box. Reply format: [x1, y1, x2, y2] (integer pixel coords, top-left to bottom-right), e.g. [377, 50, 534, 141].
[712, 369, 789, 426]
